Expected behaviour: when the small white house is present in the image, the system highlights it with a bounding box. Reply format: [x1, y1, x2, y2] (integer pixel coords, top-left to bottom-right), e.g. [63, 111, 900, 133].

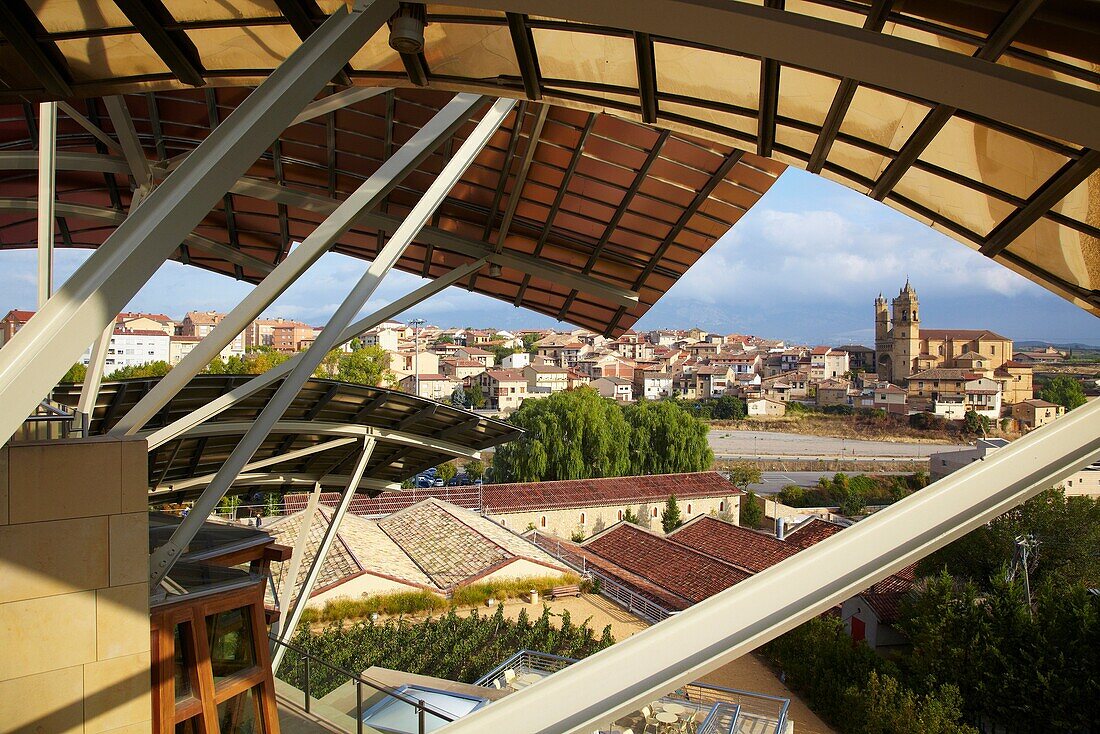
[746, 397, 786, 417]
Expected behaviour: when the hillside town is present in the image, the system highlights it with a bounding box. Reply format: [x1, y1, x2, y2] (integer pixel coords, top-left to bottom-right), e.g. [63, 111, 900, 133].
[6, 280, 1085, 434]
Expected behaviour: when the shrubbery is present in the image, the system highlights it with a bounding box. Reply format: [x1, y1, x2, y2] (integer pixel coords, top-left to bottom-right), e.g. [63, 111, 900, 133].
[282, 604, 614, 697]
[776, 472, 929, 512]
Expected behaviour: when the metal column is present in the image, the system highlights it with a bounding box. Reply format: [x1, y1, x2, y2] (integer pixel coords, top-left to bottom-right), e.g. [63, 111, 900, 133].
[0, 0, 397, 446]
[110, 93, 487, 438]
[272, 437, 376, 671]
[440, 398, 1100, 734]
[142, 257, 488, 450]
[148, 98, 515, 586]
[37, 102, 56, 308]
[272, 480, 325, 641]
[76, 320, 115, 419]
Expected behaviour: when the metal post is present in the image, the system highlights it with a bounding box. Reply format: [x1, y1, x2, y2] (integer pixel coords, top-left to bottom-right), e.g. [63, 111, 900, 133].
[304, 657, 312, 713]
[357, 680, 364, 734]
[37, 102, 56, 308]
[143, 257, 488, 450]
[150, 99, 512, 588]
[110, 93, 487, 437]
[0, 0, 397, 446]
[273, 438, 376, 671]
[77, 319, 116, 419]
[411, 317, 425, 397]
[419, 700, 426, 734]
[271, 481, 323, 641]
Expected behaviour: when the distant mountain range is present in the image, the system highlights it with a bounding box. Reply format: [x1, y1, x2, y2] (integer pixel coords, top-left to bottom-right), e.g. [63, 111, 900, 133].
[1017, 341, 1100, 351]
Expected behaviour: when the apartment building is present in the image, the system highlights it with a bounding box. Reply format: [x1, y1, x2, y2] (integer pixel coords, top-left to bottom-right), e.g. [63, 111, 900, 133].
[477, 369, 529, 411]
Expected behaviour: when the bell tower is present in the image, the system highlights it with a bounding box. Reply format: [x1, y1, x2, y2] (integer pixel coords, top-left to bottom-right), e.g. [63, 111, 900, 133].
[874, 293, 892, 380]
[891, 279, 921, 381]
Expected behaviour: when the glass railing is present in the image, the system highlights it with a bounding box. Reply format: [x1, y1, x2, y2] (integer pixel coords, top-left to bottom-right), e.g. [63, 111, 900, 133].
[270, 635, 455, 734]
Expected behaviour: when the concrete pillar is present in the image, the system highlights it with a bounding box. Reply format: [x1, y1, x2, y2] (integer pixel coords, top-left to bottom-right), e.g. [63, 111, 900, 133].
[0, 436, 151, 733]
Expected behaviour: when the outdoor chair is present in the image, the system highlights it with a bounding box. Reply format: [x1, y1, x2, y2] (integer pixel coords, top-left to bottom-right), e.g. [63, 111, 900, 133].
[504, 669, 517, 687]
[640, 706, 659, 734]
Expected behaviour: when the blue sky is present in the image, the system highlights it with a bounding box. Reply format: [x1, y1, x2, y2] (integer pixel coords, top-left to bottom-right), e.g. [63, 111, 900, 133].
[3, 168, 1098, 346]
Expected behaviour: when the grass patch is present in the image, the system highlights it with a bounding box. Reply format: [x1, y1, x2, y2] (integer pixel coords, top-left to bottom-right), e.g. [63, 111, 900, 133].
[300, 573, 581, 624]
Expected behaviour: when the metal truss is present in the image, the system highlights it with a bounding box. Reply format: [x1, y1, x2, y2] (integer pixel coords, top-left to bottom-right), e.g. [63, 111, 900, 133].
[148, 97, 516, 587]
[0, 0, 398, 447]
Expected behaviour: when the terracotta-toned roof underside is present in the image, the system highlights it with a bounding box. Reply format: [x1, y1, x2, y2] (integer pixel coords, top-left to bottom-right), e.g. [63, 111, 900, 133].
[0, 1, 1095, 316]
[0, 88, 782, 336]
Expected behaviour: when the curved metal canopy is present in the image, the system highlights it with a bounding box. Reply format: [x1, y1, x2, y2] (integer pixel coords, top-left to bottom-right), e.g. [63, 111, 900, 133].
[0, 0, 1096, 314]
[0, 88, 782, 335]
[50, 375, 519, 500]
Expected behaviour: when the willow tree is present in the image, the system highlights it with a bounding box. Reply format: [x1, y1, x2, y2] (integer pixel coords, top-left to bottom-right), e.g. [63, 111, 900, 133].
[491, 387, 631, 482]
[623, 399, 713, 475]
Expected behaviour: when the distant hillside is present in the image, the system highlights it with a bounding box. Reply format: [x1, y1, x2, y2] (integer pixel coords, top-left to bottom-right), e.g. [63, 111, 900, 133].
[1016, 341, 1100, 351]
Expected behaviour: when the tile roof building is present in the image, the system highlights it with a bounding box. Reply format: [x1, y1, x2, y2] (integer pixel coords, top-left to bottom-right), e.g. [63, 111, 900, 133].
[266, 498, 569, 607]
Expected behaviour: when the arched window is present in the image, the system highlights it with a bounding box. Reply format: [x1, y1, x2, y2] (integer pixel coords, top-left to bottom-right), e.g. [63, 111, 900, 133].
[500, 519, 506, 527]
[687, 504, 692, 514]
[540, 516, 546, 528]
[719, 501, 725, 512]
[618, 510, 623, 521]
[580, 512, 586, 525]
[652, 507, 658, 518]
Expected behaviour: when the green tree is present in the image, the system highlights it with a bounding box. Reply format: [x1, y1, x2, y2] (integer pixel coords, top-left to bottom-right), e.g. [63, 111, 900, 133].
[434, 335, 455, 345]
[436, 462, 457, 483]
[489, 341, 516, 365]
[106, 361, 172, 380]
[463, 459, 484, 481]
[333, 345, 391, 385]
[466, 382, 486, 409]
[450, 384, 467, 408]
[740, 490, 763, 528]
[492, 387, 631, 482]
[727, 462, 763, 487]
[661, 494, 683, 533]
[712, 394, 746, 420]
[962, 409, 990, 435]
[622, 507, 640, 525]
[522, 333, 540, 355]
[60, 363, 87, 383]
[777, 484, 805, 506]
[1039, 375, 1087, 411]
[846, 672, 975, 734]
[623, 399, 713, 475]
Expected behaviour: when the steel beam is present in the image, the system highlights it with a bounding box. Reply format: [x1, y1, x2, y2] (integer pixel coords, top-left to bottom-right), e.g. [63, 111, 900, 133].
[444, 398, 1100, 734]
[109, 93, 487, 438]
[272, 437, 376, 670]
[77, 320, 116, 420]
[0, 0, 397, 447]
[148, 98, 512, 586]
[148, 472, 399, 496]
[113, 0, 206, 87]
[494, 104, 548, 254]
[159, 437, 358, 491]
[0, 1, 72, 98]
[141, 257, 488, 449]
[56, 102, 125, 155]
[291, 86, 391, 125]
[506, 13, 543, 101]
[271, 481, 324, 640]
[37, 102, 57, 308]
[458, 0, 1100, 149]
[104, 96, 153, 206]
[0, 199, 276, 276]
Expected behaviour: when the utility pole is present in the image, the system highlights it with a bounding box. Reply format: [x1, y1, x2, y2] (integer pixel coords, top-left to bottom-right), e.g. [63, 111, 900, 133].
[410, 317, 425, 396]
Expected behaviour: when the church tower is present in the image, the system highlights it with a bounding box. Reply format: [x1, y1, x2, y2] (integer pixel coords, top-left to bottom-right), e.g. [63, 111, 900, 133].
[890, 279, 921, 382]
[874, 293, 892, 381]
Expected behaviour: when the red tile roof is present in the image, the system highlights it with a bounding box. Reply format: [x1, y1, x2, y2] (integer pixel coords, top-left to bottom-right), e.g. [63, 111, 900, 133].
[481, 472, 742, 513]
[3, 309, 35, 321]
[785, 517, 845, 549]
[582, 523, 750, 603]
[858, 565, 916, 624]
[920, 328, 1009, 341]
[669, 516, 797, 573]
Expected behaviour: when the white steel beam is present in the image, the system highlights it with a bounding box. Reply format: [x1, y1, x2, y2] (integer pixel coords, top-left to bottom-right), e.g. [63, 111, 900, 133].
[109, 93, 488, 438]
[291, 86, 391, 126]
[37, 102, 56, 308]
[148, 472, 399, 495]
[270, 480, 324, 641]
[56, 102, 125, 155]
[0, 0, 397, 447]
[148, 98, 514, 586]
[0, 199, 275, 276]
[143, 257, 488, 449]
[272, 437, 376, 670]
[76, 320, 115, 419]
[461, 0, 1100, 149]
[441, 398, 1100, 734]
[169, 421, 482, 460]
[103, 95, 153, 199]
[157, 437, 358, 491]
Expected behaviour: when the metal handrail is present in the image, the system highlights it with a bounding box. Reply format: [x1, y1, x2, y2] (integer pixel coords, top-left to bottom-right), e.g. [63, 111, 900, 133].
[268, 634, 455, 734]
[473, 649, 578, 687]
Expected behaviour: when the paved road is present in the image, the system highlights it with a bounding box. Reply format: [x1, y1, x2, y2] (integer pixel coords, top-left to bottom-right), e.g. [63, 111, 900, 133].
[709, 429, 957, 460]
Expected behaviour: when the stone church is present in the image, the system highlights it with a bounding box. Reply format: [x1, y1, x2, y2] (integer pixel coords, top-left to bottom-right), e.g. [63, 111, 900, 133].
[874, 281, 1031, 404]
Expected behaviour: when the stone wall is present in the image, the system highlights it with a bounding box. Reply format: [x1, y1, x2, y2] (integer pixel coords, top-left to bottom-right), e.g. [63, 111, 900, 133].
[0, 437, 151, 734]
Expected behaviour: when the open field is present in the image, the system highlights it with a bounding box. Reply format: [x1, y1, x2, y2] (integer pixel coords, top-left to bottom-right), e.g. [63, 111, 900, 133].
[708, 429, 958, 461]
[712, 413, 1004, 443]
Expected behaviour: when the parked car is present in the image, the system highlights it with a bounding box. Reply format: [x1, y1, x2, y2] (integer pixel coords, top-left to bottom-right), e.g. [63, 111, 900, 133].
[433, 478, 445, 487]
